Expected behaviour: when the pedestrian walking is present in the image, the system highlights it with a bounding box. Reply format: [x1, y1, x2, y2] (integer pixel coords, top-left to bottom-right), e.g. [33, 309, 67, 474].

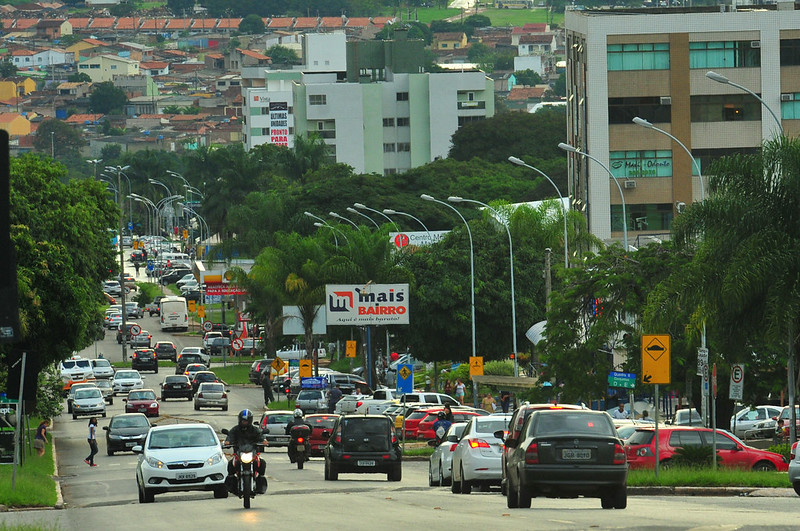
[327, 384, 343, 414]
[455, 379, 466, 405]
[261, 370, 274, 407]
[481, 392, 496, 412]
[34, 419, 49, 457]
[134, 262, 140, 276]
[85, 417, 99, 467]
[500, 390, 511, 413]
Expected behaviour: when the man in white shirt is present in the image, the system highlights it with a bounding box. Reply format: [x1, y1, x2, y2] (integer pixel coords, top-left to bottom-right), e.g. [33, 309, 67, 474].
[612, 403, 629, 419]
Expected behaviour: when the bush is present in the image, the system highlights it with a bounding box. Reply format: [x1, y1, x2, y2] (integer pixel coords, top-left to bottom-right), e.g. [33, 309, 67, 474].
[768, 442, 791, 460]
[671, 445, 721, 468]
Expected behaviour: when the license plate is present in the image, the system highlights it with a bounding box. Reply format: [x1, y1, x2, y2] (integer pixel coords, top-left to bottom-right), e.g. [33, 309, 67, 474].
[138, 408, 147, 412]
[562, 449, 591, 460]
[176, 472, 196, 480]
[125, 442, 136, 447]
[357, 460, 376, 467]
[274, 436, 289, 443]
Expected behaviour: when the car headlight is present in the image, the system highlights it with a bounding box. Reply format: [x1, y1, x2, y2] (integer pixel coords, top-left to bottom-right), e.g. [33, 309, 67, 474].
[207, 452, 224, 466]
[146, 456, 164, 469]
[240, 451, 254, 464]
[150, 402, 158, 408]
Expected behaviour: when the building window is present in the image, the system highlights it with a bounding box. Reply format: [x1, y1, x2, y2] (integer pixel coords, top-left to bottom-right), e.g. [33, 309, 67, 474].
[611, 203, 673, 233]
[396, 92, 409, 101]
[261, 128, 269, 136]
[690, 94, 762, 122]
[780, 39, 800, 66]
[90, 64, 100, 69]
[309, 94, 327, 105]
[383, 143, 396, 153]
[781, 92, 800, 119]
[261, 107, 270, 115]
[689, 41, 760, 69]
[607, 43, 669, 71]
[110, 65, 117, 70]
[397, 117, 410, 126]
[397, 142, 411, 152]
[383, 118, 395, 127]
[384, 168, 398, 175]
[441, 43, 448, 48]
[691, 147, 759, 175]
[458, 116, 484, 126]
[608, 96, 671, 124]
[609, 150, 673, 178]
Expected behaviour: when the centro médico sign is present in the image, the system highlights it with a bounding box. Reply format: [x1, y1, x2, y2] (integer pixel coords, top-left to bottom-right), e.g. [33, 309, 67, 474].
[325, 284, 409, 326]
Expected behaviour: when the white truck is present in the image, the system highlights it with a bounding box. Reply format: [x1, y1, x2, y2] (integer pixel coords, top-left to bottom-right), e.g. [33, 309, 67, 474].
[355, 390, 460, 415]
[276, 345, 327, 361]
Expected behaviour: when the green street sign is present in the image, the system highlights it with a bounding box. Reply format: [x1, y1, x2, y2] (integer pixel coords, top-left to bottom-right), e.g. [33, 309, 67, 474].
[608, 371, 636, 389]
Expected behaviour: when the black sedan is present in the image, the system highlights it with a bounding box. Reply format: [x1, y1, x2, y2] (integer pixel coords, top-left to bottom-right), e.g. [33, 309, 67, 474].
[104, 413, 152, 455]
[160, 375, 193, 400]
[502, 409, 627, 510]
[191, 371, 221, 394]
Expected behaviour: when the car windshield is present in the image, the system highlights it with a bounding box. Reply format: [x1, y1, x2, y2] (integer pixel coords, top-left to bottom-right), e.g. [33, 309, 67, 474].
[96, 380, 111, 388]
[148, 428, 217, 449]
[76, 360, 91, 368]
[112, 416, 150, 428]
[116, 371, 139, 379]
[62, 361, 76, 369]
[529, 412, 616, 437]
[266, 414, 293, 424]
[626, 430, 655, 445]
[128, 391, 156, 400]
[407, 410, 433, 421]
[297, 390, 322, 400]
[341, 417, 391, 452]
[75, 389, 101, 399]
[447, 423, 467, 439]
[475, 417, 511, 435]
[93, 359, 111, 367]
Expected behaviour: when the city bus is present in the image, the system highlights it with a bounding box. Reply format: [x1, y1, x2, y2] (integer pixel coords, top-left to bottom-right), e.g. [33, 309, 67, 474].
[160, 296, 188, 332]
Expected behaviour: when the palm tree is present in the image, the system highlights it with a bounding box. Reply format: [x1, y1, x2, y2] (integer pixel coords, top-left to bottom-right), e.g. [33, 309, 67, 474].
[671, 137, 800, 441]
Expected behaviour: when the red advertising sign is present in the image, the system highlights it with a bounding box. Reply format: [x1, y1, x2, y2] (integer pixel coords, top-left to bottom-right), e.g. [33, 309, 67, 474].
[205, 282, 248, 295]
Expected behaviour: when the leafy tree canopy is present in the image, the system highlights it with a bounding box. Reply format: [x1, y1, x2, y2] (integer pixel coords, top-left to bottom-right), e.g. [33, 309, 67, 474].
[266, 45, 301, 65]
[0, 60, 16, 78]
[68, 72, 92, 83]
[239, 13, 266, 34]
[514, 69, 543, 86]
[89, 82, 128, 114]
[33, 118, 85, 158]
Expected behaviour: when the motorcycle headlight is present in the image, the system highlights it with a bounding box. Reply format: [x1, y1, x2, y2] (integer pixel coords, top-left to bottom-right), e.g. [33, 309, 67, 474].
[207, 452, 224, 466]
[146, 456, 164, 469]
[240, 451, 254, 464]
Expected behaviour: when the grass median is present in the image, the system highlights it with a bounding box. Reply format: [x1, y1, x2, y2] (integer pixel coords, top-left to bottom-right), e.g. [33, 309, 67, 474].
[0, 435, 57, 508]
[627, 468, 791, 488]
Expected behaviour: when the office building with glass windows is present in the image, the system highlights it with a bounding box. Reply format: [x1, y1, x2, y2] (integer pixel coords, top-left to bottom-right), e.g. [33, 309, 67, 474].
[565, 2, 800, 246]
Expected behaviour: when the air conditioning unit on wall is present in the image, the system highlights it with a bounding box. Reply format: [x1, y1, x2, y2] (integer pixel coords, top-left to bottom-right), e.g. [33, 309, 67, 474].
[624, 180, 636, 189]
[781, 93, 793, 102]
[660, 96, 672, 105]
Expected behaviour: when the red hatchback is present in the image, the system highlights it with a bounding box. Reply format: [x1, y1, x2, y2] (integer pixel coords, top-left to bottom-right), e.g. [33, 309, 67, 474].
[305, 414, 339, 456]
[625, 427, 788, 471]
[124, 388, 160, 417]
[416, 409, 486, 440]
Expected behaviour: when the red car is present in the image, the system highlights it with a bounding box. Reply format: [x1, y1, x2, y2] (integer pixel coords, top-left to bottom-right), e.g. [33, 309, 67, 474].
[305, 414, 339, 456]
[403, 408, 441, 439]
[625, 426, 788, 471]
[124, 388, 160, 417]
[416, 409, 486, 440]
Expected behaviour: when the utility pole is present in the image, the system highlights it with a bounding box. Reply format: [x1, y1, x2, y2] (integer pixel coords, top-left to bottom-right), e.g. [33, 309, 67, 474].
[118, 167, 127, 362]
[544, 247, 552, 312]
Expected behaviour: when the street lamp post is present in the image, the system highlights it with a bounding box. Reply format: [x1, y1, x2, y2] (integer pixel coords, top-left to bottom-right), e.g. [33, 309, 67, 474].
[50, 131, 54, 159]
[314, 222, 349, 249]
[86, 158, 102, 179]
[150, 179, 175, 234]
[179, 203, 209, 259]
[383, 208, 430, 235]
[508, 156, 570, 268]
[705, 71, 784, 136]
[105, 166, 132, 235]
[558, 143, 629, 252]
[131, 196, 153, 237]
[422, 193, 477, 407]
[304, 211, 338, 247]
[346, 207, 380, 229]
[329, 212, 359, 229]
[130, 193, 159, 237]
[354, 203, 400, 231]
[449, 196, 518, 377]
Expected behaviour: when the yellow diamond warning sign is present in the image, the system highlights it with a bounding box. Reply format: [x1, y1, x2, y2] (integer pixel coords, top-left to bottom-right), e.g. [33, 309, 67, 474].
[642, 334, 670, 384]
[398, 365, 411, 381]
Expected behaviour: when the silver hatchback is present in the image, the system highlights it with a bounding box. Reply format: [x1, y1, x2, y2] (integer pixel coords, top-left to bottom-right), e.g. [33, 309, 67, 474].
[193, 382, 228, 411]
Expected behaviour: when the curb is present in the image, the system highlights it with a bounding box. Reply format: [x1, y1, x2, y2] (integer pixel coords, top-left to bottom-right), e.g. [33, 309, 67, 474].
[51, 420, 64, 509]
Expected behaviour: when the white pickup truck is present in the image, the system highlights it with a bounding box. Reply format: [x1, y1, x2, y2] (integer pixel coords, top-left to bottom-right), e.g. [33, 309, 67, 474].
[276, 345, 327, 361]
[355, 390, 459, 415]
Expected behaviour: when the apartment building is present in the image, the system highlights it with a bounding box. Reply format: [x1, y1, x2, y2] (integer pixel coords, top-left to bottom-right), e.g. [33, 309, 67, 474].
[565, 1, 800, 245]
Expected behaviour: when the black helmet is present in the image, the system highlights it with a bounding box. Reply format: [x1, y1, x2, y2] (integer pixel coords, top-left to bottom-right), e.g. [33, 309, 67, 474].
[238, 409, 253, 426]
[437, 411, 447, 420]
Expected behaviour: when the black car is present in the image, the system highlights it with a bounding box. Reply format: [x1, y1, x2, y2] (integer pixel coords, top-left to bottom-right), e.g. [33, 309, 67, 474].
[103, 413, 152, 455]
[116, 323, 136, 344]
[153, 341, 177, 361]
[175, 353, 205, 374]
[130, 250, 145, 263]
[323, 415, 402, 481]
[209, 337, 231, 356]
[501, 409, 627, 510]
[160, 268, 192, 286]
[249, 359, 273, 384]
[182, 288, 202, 301]
[160, 375, 193, 400]
[191, 371, 221, 394]
[131, 349, 158, 373]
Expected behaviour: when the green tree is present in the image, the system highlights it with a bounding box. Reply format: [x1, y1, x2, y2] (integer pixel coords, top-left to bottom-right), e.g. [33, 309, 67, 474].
[514, 69, 543, 86]
[239, 14, 266, 34]
[553, 72, 566, 97]
[282, 133, 331, 183]
[167, 0, 195, 15]
[0, 60, 17, 77]
[68, 72, 92, 83]
[89, 82, 128, 114]
[33, 118, 86, 157]
[464, 14, 491, 28]
[265, 45, 301, 65]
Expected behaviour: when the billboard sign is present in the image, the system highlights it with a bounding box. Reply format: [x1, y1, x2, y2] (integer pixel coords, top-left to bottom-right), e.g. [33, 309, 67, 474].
[388, 231, 449, 249]
[326, 284, 409, 325]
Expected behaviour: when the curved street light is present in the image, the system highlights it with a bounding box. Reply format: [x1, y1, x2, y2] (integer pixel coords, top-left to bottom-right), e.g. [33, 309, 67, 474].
[383, 208, 430, 235]
[346, 207, 380, 229]
[558, 142, 629, 252]
[705, 70, 784, 136]
[354, 203, 399, 231]
[314, 222, 349, 249]
[508, 156, 570, 268]
[304, 211, 338, 247]
[449, 196, 518, 377]
[329, 211, 359, 229]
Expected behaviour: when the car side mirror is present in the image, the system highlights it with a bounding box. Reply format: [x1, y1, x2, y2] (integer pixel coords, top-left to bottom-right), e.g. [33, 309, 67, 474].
[102, 426, 109, 431]
[494, 430, 505, 441]
[141, 375, 146, 379]
[123, 398, 128, 403]
[157, 397, 162, 401]
[221, 428, 229, 435]
[132, 445, 143, 453]
[427, 439, 439, 447]
[446, 435, 459, 443]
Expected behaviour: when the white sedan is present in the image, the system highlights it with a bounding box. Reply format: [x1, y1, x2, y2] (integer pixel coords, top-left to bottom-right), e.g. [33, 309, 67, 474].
[428, 422, 467, 487]
[450, 415, 512, 494]
[134, 424, 228, 503]
[112, 369, 145, 395]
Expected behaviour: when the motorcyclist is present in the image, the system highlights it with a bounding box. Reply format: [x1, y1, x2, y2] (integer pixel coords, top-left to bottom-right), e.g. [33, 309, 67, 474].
[225, 409, 267, 494]
[432, 411, 452, 446]
[285, 409, 312, 463]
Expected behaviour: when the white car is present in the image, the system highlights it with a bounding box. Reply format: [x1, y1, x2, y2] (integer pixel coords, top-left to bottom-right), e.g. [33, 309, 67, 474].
[71, 387, 106, 420]
[90, 358, 114, 379]
[789, 441, 800, 496]
[103, 280, 122, 296]
[730, 405, 783, 438]
[428, 422, 467, 487]
[113, 370, 145, 395]
[134, 424, 228, 503]
[178, 279, 199, 292]
[175, 274, 196, 287]
[180, 346, 210, 366]
[450, 415, 512, 494]
[60, 357, 94, 381]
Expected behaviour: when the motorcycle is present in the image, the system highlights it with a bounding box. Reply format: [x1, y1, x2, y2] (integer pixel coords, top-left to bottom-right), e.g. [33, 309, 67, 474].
[221, 429, 267, 509]
[288, 424, 312, 469]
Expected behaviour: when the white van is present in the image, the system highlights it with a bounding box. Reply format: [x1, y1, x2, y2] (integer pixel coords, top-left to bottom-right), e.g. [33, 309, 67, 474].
[160, 296, 188, 332]
[160, 252, 191, 267]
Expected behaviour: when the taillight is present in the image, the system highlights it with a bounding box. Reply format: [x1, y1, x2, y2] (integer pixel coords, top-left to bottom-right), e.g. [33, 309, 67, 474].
[335, 435, 341, 444]
[468, 439, 491, 449]
[614, 443, 626, 464]
[791, 442, 798, 461]
[635, 446, 654, 457]
[356, 401, 363, 408]
[297, 437, 304, 443]
[525, 442, 539, 464]
[449, 443, 458, 452]
[222, 393, 227, 398]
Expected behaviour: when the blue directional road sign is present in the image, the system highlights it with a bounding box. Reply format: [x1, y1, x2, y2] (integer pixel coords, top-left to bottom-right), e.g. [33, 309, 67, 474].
[608, 371, 637, 389]
[396, 363, 413, 394]
[300, 377, 326, 389]
[128, 222, 133, 231]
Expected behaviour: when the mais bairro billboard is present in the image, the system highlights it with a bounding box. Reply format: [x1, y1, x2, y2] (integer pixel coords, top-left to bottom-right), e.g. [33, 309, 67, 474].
[325, 284, 409, 326]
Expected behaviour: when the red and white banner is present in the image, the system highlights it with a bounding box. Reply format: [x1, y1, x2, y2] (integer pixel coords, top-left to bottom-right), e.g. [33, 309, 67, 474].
[205, 282, 248, 296]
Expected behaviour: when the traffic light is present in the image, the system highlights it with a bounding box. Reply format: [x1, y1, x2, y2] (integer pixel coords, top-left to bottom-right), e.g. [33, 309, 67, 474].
[509, 353, 516, 360]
